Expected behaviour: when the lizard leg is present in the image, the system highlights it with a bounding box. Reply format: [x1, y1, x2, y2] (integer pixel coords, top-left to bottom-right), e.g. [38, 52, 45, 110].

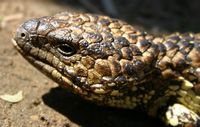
[164, 103, 200, 127]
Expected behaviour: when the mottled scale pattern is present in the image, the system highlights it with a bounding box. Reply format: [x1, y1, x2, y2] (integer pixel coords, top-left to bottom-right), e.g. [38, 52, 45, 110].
[14, 12, 200, 127]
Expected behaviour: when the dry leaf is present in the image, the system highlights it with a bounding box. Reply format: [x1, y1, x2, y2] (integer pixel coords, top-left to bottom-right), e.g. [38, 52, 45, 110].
[0, 91, 23, 103]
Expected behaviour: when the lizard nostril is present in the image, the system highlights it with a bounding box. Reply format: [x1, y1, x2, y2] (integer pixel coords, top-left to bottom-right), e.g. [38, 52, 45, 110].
[20, 33, 26, 38]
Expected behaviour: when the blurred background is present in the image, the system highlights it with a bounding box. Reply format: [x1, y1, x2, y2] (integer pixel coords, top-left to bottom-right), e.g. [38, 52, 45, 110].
[0, 0, 200, 127]
[61, 0, 200, 33]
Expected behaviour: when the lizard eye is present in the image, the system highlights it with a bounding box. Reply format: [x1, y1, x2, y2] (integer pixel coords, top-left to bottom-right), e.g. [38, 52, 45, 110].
[57, 44, 76, 56]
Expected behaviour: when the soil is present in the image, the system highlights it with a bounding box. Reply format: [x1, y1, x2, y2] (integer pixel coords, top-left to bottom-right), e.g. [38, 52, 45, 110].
[1, 0, 200, 127]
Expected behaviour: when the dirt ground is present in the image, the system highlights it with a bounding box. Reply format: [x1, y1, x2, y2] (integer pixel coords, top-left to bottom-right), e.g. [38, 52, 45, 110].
[1, 0, 200, 127]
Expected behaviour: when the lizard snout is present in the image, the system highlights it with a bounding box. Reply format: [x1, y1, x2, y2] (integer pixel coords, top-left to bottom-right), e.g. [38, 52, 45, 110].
[14, 19, 40, 48]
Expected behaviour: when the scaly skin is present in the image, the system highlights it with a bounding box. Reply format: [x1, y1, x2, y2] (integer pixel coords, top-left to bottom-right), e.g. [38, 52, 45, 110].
[13, 12, 200, 126]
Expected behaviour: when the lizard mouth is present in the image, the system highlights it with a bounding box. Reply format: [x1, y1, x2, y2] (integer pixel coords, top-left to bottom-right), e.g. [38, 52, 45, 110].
[12, 38, 85, 94]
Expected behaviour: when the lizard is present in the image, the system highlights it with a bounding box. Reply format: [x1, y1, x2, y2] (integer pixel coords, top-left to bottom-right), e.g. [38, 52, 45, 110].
[13, 11, 200, 127]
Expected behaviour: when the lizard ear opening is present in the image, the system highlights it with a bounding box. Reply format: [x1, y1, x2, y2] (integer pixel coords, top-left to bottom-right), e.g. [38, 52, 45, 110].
[56, 44, 76, 56]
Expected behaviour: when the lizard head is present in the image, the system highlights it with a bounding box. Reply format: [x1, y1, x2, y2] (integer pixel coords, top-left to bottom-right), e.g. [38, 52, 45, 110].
[14, 12, 155, 108]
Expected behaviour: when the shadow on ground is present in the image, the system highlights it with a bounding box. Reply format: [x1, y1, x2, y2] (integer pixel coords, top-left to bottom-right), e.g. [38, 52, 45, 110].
[42, 87, 164, 127]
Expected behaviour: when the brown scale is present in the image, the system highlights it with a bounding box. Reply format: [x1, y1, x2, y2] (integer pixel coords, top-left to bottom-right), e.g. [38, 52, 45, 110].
[94, 59, 111, 76]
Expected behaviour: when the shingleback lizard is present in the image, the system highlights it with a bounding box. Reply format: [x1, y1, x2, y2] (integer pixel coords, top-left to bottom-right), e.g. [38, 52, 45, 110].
[13, 12, 200, 127]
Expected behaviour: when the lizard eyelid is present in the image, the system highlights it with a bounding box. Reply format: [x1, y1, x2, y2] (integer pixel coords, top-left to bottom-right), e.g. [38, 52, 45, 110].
[56, 44, 76, 56]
